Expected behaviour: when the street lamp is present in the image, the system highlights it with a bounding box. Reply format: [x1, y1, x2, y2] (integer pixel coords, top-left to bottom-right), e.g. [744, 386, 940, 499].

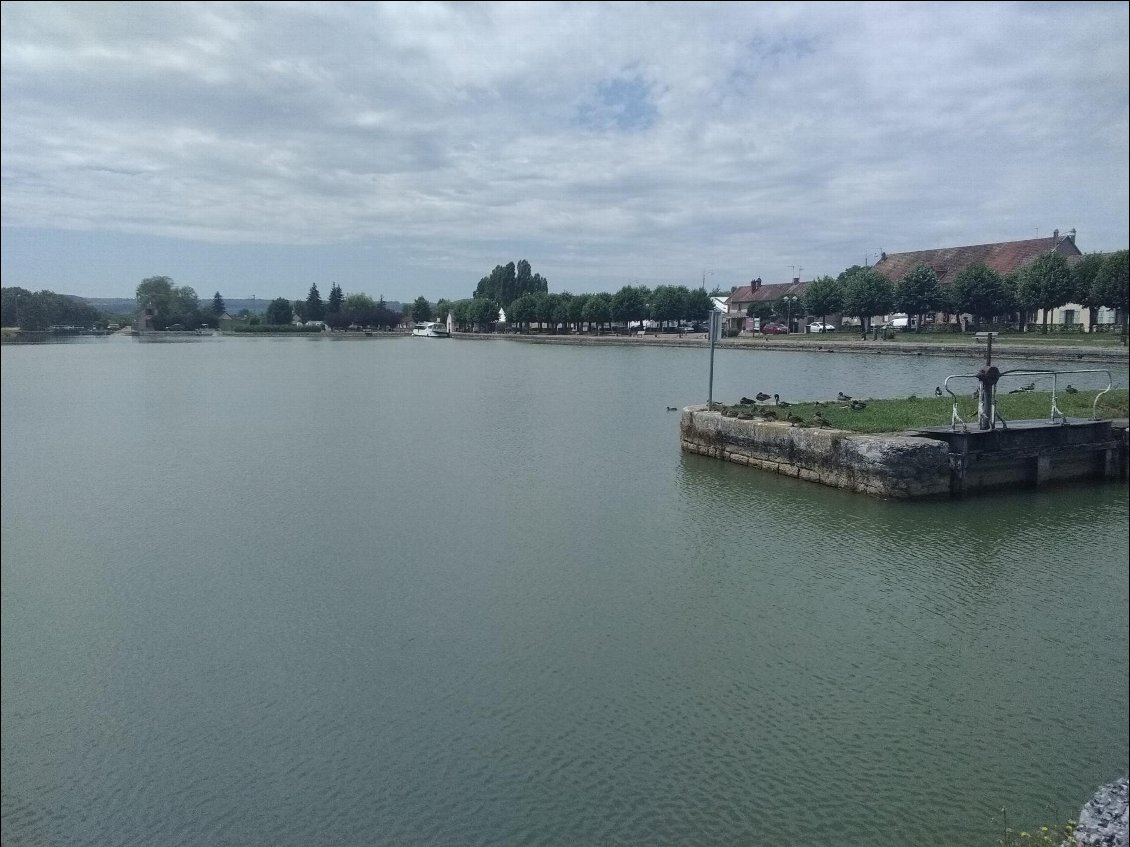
[701, 269, 714, 290]
[784, 295, 799, 334]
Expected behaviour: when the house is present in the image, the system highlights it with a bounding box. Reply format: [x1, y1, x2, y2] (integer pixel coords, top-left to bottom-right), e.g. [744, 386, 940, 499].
[871, 228, 1088, 328]
[724, 277, 815, 334]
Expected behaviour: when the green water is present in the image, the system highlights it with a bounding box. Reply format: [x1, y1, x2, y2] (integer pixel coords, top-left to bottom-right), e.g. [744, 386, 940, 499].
[2, 336, 1127, 846]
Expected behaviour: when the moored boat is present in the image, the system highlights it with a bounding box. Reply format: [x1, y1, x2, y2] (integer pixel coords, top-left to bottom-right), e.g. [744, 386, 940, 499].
[411, 321, 450, 338]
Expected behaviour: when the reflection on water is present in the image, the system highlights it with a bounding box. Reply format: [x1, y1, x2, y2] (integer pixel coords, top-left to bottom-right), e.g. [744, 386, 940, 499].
[2, 338, 1127, 847]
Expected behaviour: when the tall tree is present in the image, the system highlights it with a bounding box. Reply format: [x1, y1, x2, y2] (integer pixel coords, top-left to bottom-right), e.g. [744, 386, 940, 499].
[842, 268, 894, 336]
[894, 265, 941, 332]
[265, 297, 293, 325]
[1019, 252, 1073, 333]
[411, 296, 433, 323]
[1091, 250, 1129, 342]
[306, 284, 325, 321]
[327, 283, 343, 314]
[212, 291, 226, 316]
[951, 263, 1014, 327]
[801, 275, 843, 330]
[582, 292, 613, 333]
[611, 285, 649, 329]
[1070, 253, 1106, 331]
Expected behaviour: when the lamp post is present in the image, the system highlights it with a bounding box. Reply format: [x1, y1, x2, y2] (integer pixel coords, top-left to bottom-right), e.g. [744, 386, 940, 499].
[701, 269, 714, 290]
[784, 295, 798, 334]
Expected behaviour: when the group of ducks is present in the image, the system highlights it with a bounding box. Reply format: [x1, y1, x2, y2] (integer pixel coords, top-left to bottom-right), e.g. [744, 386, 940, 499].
[716, 390, 867, 426]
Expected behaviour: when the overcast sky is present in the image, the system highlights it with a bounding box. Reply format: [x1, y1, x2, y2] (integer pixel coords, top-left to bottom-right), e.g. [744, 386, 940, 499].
[2, 1, 1127, 303]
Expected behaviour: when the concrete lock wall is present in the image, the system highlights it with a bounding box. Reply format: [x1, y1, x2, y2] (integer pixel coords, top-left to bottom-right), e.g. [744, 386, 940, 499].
[679, 407, 953, 499]
[679, 407, 1126, 500]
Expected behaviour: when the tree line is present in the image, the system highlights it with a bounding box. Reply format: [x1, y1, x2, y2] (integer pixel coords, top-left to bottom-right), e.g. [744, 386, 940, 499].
[1, 287, 108, 330]
[752, 250, 1129, 335]
[408, 259, 716, 334]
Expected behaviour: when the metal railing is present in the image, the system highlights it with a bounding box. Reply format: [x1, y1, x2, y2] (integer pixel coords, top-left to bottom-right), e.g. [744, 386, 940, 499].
[942, 369, 1113, 432]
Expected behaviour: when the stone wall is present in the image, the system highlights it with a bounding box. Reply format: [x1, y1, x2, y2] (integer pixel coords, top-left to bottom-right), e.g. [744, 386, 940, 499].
[679, 406, 953, 499]
[680, 408, 1126, 499]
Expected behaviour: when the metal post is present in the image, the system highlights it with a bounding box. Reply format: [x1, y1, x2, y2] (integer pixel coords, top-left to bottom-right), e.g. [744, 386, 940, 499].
[707, 310, 718, 407]
[977, 333, 998, 430]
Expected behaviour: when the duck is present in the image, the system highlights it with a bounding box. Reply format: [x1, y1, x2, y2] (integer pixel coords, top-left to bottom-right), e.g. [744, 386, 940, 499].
[1065, 384, 1078, 394]
[837, 391, 852, 401]
[666, 406, 679, 412]
[773, 394, 791, 408]
[813, 411, 831, 428]
[849, 400, 867, 411]
[785, 413, 805, 425]
[935, 386, 943, 397]
[760, 409, 778, 421]
[739, 396, 755, 405]
[755, 392, 772, 401]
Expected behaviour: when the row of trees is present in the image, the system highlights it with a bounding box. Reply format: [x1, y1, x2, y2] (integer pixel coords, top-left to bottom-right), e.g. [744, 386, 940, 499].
[1, 287, 108, 331]
[420, 284, 716, 334]
[753, 251, 1129, 334]
[262, 287, 401, 330]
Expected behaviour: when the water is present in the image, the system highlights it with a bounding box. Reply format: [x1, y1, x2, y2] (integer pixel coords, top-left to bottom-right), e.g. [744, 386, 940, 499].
[2, 336, 1127, 846]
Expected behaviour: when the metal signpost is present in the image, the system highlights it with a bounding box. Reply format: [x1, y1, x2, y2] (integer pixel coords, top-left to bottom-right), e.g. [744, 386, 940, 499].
[707, 309, 720, 407]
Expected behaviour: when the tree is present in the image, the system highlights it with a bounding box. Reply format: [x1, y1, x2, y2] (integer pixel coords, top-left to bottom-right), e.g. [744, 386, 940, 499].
[612, 285, 649, 330]
[1019, 252, 1073, 333]
[507, 293, 533, 332]
[842, 268, 894, 336]
[1070, 253, 1106, 330]
[435, 298, 451, 323]
[801, 275, 843, 330]
[681, 288, 714, 327]
[567, 293, 589, 331]
[343, 293, 378, 327]
[649, 285, 683, 329]
[265, 297, 293, 325]
[411, 296, 433, 323]
[894, 265, 941, 331]
[471, 297, 498, 331]
[951, 263, 1014, 327]
[305, 284, 325, 321]
[292, 300, 308, 322]
[1091, 250, 1129, 342]
[582, 292, 613, 332]
[212, 291, 226, 316]
[327, 283, 343, 314]
[135, 276, 204, 329]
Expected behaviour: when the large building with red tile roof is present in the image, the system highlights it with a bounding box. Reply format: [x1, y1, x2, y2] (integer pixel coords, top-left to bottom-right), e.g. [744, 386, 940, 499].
[871, 229, 1083, 286]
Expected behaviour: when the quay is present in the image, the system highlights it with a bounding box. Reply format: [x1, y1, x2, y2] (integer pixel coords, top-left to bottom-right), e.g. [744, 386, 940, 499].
[679, 406, 1129, 500]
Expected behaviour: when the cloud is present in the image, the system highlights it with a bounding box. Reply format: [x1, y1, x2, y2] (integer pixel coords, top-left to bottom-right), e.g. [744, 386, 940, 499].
[2, 1, 1127, 299]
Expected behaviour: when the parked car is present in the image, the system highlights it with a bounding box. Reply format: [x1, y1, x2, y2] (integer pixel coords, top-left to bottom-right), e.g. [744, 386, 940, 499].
[761, 322, 788, 335]
[807, 322, 836, 333]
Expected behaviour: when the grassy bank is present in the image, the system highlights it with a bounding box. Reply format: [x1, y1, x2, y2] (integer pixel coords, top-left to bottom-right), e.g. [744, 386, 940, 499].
[715, 389, 1129, 434]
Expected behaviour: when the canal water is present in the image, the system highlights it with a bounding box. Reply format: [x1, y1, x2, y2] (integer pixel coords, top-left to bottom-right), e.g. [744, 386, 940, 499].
[2, 336, 1127, 846]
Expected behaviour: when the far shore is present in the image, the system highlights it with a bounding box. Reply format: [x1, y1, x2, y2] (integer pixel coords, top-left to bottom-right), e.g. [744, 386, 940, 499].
[450, 329, 1129, 364]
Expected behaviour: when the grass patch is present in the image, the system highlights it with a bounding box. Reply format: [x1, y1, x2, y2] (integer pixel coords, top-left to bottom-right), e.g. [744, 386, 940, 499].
[717, 389, 1129, 434]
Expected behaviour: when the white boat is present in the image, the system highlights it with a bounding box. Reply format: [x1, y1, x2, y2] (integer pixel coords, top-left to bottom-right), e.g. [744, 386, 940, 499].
[411, 321, 450, 338]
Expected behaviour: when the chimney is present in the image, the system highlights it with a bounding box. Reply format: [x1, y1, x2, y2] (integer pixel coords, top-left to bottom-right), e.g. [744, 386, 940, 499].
[731, 286, 737, 294]
[754, 277, 762, 290]
[1068, 228, 1076, 244]
[1053, 228, 1059, 241]
[792, 277, 799, 284]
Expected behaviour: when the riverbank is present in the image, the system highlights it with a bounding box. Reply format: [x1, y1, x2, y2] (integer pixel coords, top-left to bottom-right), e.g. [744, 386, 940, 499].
[452, 330, 1129, 364]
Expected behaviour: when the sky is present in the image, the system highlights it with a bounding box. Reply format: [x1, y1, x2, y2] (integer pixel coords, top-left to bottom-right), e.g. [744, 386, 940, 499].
[2, 1, 1128, 303]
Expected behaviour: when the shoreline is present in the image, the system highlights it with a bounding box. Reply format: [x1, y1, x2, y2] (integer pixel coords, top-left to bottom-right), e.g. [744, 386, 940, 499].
[452, 331, 1129, 363]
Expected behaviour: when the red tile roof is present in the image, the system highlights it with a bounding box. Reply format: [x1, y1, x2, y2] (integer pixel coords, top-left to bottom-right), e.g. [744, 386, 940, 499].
[728, 280, 809, 305]
[872, 234, 1082, 285]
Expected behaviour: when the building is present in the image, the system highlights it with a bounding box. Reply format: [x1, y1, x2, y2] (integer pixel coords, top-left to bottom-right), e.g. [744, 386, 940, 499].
[725, 277, 814, 334]
[871, 228, 1098, 329]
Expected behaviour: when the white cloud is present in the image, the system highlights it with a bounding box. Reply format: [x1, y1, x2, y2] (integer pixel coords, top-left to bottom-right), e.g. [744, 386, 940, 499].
[2, 1, 1127, 299]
